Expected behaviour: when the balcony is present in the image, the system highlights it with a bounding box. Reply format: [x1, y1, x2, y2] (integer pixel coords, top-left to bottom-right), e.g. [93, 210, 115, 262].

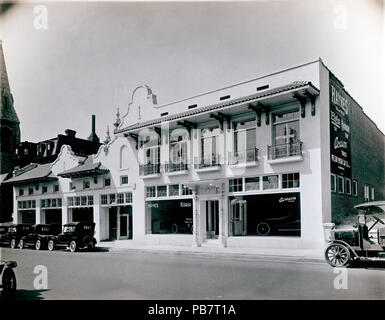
[165, 161, 189, 175]
[228, 148, 259, 166]
[194, 154, 221, 172]
[139, 163, 161, 177]
[267, 141, 303, 164]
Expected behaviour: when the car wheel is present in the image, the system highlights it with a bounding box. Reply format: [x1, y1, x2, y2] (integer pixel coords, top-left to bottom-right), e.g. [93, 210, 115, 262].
[69, 240, 77, 252]
[1, 267, 17, 296]
[10, 239, 16, 249]
[256, 222, 270, 236]
[35, 239, 41, 250]
[172, 224, 178, 233]
[47, 240, 55, 251]
[18, 239, 24, 249]
[88, 241, 95, 251]
[325, 243, 351, 267]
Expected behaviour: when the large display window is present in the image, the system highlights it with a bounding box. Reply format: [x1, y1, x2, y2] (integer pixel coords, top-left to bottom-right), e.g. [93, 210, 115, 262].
[147, 199, 193, 234]
[230, 192, 300, 237]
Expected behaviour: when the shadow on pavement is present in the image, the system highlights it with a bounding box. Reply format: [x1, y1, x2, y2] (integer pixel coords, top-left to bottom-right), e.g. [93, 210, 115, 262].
[349, 260, 385, 270]
[1, 289, 49, 300]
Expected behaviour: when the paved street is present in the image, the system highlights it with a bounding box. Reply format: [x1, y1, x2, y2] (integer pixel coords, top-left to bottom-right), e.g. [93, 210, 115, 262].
[1, 247, 385, 300]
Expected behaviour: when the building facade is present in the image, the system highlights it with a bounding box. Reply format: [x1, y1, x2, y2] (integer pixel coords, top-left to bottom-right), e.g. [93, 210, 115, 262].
[7, 59, 385, 251]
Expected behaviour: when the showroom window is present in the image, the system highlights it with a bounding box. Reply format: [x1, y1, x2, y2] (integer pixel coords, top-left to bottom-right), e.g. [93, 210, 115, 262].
[169, 184, 180, 196]
[157, 186, 167, 197]
[282, 173, 300, 189]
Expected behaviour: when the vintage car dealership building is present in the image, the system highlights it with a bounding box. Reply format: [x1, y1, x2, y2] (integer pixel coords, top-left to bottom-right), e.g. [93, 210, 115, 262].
[6, 58, 385, 251]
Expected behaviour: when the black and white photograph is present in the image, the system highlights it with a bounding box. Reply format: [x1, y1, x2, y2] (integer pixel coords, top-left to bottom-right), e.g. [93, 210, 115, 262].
[0, 0, 384, 306]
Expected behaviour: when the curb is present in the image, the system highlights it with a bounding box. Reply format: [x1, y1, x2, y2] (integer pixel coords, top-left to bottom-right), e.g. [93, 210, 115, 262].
[102, 246, 325, 264]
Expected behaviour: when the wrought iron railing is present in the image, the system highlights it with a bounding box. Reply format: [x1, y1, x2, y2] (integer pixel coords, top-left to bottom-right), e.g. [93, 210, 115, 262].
[267, 141, 303, 160]
[165, 161, 189, 173]
[139, 163, 161, 176]
[228, 148, 258, 165]
[194, 154, 221, 169]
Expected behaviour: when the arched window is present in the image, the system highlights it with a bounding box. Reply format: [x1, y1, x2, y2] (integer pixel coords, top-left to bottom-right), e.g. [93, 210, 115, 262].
[169, 128, 189, 165]
[120, 145, 130, 169]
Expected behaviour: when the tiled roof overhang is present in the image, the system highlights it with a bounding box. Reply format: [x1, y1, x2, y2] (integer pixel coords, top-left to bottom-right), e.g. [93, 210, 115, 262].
[116, 81, 319, 134]
[57, 162, 109, 178]
[4, 163, 57, 186]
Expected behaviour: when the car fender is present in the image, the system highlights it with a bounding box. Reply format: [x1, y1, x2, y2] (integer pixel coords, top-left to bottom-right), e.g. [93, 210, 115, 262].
[327, 240, 360, 259]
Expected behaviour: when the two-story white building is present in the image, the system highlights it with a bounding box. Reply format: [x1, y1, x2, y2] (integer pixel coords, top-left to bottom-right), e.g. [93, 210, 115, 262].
[8, 58, 384, 251]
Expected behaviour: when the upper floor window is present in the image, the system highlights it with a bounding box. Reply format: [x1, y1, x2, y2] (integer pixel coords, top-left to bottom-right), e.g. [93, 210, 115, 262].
[263, 175, 279, 190]
[345, 178, 351, 195]
[201, 128, 221, 163]
[42, 186, 48, 194]
[83, 181, 90, 189]
[370, 186, 375, 201]
[364, 184, 370, 201]
[104, 178, 111, 187]
[233, 119, 256, 153]
[140, 129, 161, 165]
[121, 176, 128, 185]
[352, 180, 358, 196]
[54, 184, 59, 192]
[28, 188, 33, 195]
[331, 174, 336, 192]
[337, 176, 344, 193]
[19, 188, 24, 196]
[169, 128, 189, 165]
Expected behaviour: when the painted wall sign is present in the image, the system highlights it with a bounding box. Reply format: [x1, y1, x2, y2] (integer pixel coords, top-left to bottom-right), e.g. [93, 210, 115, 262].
[330, 75, 351, 178]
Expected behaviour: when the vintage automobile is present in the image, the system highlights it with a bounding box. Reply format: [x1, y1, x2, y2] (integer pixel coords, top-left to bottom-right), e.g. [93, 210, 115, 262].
[18, 223, 61, 250]
[0, 224, 32, 249]
[325, 201, 385, 267]
[256, 215, 300, 236]
[0, 226, 9, 245]
[0, 260, 17, 296]
[47, 222, 97, 252]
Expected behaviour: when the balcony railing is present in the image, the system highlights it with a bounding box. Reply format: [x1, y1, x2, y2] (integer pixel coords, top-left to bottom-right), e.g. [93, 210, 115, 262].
[228, 148, 258, 165]
[165, 161, 189, 173]
[267, 141, 303, 160]
[194, 154, 221, 169]
[139, 163, 161, 176]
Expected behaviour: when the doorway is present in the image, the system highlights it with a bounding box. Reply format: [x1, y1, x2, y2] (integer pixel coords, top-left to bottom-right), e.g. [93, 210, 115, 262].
[230, 199, 247, 236]
[206, 200, 219, 239]
[109, 207, 117, 240]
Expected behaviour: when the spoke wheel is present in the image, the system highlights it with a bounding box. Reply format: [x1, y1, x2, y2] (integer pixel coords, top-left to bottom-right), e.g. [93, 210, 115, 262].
[256, 222, 270, 236]
[18, 239, 24, 249]
[10, 239, 16, 249]
[47, 240, 54, 251]
[325, 243, 350, 267]
[69, 240, 77, 252]
[35, 239, 41, 250]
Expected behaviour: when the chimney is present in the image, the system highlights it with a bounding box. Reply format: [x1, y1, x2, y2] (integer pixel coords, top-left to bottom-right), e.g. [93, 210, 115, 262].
[87, 114, 100, 143]
[65, 129, 76, 138]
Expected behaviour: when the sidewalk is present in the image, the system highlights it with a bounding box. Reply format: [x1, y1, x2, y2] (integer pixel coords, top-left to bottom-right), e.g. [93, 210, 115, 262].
[99, 240, 325, 263]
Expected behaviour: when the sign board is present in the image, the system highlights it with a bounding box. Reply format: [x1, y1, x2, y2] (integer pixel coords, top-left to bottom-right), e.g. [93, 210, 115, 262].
[329, 75, 351, 178]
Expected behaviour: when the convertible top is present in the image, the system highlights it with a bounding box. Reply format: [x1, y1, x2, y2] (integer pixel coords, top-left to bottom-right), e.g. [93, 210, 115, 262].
[354, 201, 385, 212]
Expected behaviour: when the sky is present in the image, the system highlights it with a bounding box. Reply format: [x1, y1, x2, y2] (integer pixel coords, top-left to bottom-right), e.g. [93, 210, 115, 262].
[0, 0, 384, 143]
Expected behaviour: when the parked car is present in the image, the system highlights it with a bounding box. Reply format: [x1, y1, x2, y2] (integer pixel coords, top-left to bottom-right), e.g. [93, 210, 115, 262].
[0, 226, 9, 245]
[18, 223, 61, 250]
[256, 215, 300, 236]
[0, 260, 17, 297]
[0, 224, 32, 249]
[47, 222, 97, 252]
[324, 201, 385, 267]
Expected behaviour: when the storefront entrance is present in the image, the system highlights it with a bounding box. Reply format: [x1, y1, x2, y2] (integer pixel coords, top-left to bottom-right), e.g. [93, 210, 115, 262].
[206, 200, 219, 239]
[109, 206, 132, 240]
[230, 198, 247, 236]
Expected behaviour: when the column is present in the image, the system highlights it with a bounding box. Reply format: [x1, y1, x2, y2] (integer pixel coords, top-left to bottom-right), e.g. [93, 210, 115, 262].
[219, 183, 227, 247]
[35, 205, 41, 224]
[117, 206, 121, 240]
[62, 205, 69, 225]
[192, 186, 201, 247]
[93, 204, 101, 243]
[13, 187, 18, 223]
